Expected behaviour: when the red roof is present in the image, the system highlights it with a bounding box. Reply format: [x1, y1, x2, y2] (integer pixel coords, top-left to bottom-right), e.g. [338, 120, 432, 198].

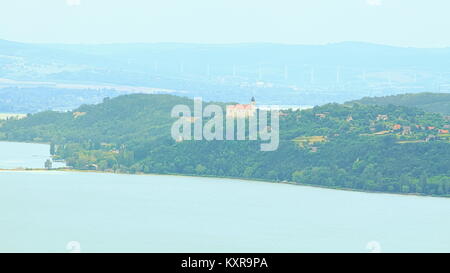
[228, 104, 254, 110]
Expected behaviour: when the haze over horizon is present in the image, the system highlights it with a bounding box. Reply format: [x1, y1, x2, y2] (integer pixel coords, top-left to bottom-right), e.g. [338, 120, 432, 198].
[1, 0, 450, 48]
[2, 38, 450, 50]
[2, 0, 450, 109]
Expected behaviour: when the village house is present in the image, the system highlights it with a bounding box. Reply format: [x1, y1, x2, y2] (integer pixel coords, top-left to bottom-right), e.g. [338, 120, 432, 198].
[376, 114, 388, 121]
[426, 135, 437, 142]
[393, 124, 402, 130]
[374, 130, 390, 135]
[73, 112, 86, 118]
[439, 129, 449, 134]
[87, 164, 98, 171]
[402, 126, 412, 135]
[226, 97, 257, 118]
[315, 113, 326, 119]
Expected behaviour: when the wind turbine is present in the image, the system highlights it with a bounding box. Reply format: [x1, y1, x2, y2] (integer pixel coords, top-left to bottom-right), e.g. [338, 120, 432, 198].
[284, 65, 288, 81]
[336, 66, 341, 84]
[180, 62, 184, 74]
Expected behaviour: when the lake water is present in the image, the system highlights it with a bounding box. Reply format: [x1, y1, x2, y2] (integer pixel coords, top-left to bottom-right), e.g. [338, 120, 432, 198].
[0, 142, 449, 253]
[0, 142, 65, 169]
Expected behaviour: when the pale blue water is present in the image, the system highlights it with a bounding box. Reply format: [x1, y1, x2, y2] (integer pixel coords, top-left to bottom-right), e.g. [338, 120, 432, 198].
[0, 142, 449, 253]
[0, 142, 65, 169]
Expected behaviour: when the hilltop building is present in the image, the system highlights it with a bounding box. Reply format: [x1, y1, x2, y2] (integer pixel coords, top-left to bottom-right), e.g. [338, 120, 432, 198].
[226, 97, 257, 118]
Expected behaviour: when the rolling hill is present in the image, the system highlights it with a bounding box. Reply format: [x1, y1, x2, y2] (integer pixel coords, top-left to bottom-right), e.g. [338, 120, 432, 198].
[1, 94, 449, 196]
[348, 93, 450, 115]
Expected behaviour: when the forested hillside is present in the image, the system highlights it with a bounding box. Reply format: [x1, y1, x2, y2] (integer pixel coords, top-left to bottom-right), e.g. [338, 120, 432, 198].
[349, 92, 450, 115]
[1, 94, 449, 196]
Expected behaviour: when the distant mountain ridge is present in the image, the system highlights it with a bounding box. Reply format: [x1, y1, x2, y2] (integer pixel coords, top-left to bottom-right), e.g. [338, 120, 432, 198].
[4, 39, 450, 68]
[2, 39, 450, 106]
[348, 93, 450, 115]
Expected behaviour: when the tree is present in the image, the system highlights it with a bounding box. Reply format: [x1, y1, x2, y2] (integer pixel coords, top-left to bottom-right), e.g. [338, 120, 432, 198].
[50, 143, 56, 156]
[292, 171, 304, 183]
[195, 164, 207, 175]
[267, 170, 279, 181]
[45, 159, 52, 170]
[2, 93, 450, 196]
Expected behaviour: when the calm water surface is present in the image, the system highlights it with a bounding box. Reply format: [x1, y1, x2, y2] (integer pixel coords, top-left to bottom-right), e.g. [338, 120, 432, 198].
[0, 142, 449, 253]
[0, 142, 65, 169]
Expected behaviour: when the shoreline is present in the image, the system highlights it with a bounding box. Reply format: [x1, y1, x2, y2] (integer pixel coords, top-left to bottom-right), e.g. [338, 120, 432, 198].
[0, 140, 52, 145]
[1, 167, 448, 199]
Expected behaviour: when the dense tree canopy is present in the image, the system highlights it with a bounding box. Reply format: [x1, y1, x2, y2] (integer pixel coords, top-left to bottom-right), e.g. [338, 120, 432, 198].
[1, 94, 449, 196]
[348, 92, 450, 115]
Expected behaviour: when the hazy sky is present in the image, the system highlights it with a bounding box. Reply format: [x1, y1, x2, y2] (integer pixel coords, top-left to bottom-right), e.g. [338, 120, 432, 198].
[1, 0, 449, 47]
